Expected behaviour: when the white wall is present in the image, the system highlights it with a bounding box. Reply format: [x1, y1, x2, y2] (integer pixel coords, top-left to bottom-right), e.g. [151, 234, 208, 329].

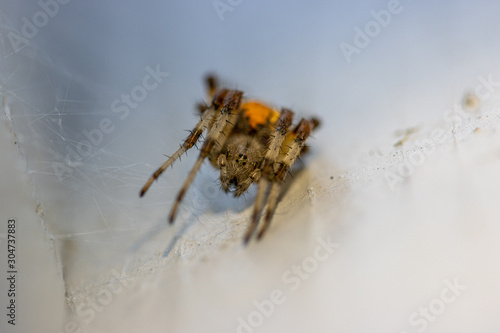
[1, 1, 500, 332]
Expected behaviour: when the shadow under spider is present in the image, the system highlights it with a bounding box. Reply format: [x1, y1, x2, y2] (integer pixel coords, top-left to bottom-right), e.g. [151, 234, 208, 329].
[132, 158, 312, 257]
[161, 161, 310, 255]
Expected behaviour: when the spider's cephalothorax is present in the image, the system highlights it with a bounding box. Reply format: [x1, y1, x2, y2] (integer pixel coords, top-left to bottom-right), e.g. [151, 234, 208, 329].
[217, 134, 264, 196]
[140, 75, 320, 243]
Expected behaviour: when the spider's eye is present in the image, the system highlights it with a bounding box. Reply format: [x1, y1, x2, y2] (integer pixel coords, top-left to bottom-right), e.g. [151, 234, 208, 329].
[252, 162, 259, 168]
[226, 151, 232, 158]
[242, 162, 246, 166]
[239, 153, 243, 158]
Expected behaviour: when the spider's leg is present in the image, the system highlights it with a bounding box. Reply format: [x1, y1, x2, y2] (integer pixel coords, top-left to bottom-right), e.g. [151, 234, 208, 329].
[205, 74, 219, 101]
[168, 89, 243, 223]
[262, 108, 294, 173]
[197, 74, 220, 113]
[205, 89, 243, 157]
[257, 118, 315, 240]
[234, 168, 261, 197]
[256, 181, 280, 240]
[168, 155, 205, 222]
[244, 177, 269, 243]
[140, 107, 216, 197]
[244, 108, 294, 244]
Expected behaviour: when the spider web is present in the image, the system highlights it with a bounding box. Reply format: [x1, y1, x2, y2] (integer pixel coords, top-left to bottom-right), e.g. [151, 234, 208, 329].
[5, 2, 500, 332]
[0, 12, 253, 304]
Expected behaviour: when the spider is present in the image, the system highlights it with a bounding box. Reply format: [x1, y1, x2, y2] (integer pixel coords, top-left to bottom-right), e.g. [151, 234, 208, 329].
[140, 74, 320, 243]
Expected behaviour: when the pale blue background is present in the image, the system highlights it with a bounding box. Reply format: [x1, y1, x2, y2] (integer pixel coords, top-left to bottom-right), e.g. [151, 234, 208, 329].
[1, 1, 500, 332]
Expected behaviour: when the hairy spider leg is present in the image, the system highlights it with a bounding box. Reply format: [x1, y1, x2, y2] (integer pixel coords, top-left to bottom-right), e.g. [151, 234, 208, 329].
[244, 108, 294, 244]
[140, 107, 216, 197]
[256, 118, 315, 240]
[257, 182, 281, 240]
[197, 74, 220, 114]
[205, 74, 219, 100]
[168, 89, 243, 223]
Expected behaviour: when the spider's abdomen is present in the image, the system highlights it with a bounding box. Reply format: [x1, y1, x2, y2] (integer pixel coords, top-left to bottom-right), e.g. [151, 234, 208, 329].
[241, 101, 280, 129]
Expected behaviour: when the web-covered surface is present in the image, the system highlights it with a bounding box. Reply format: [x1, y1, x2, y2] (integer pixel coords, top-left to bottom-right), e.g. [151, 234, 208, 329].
[2, 1, 500, 333]
[0, 3, 235, 298]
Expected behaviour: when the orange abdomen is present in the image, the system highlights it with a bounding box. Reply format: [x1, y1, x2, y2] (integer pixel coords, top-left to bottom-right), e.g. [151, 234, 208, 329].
[241, 101, 280, 129]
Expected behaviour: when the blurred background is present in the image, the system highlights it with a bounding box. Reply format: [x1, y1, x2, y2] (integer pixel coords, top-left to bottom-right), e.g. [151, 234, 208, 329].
[1, 0, 500, 332]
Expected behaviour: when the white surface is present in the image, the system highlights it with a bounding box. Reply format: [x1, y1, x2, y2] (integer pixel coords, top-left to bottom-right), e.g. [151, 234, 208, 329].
[1, 1, 500, 332]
